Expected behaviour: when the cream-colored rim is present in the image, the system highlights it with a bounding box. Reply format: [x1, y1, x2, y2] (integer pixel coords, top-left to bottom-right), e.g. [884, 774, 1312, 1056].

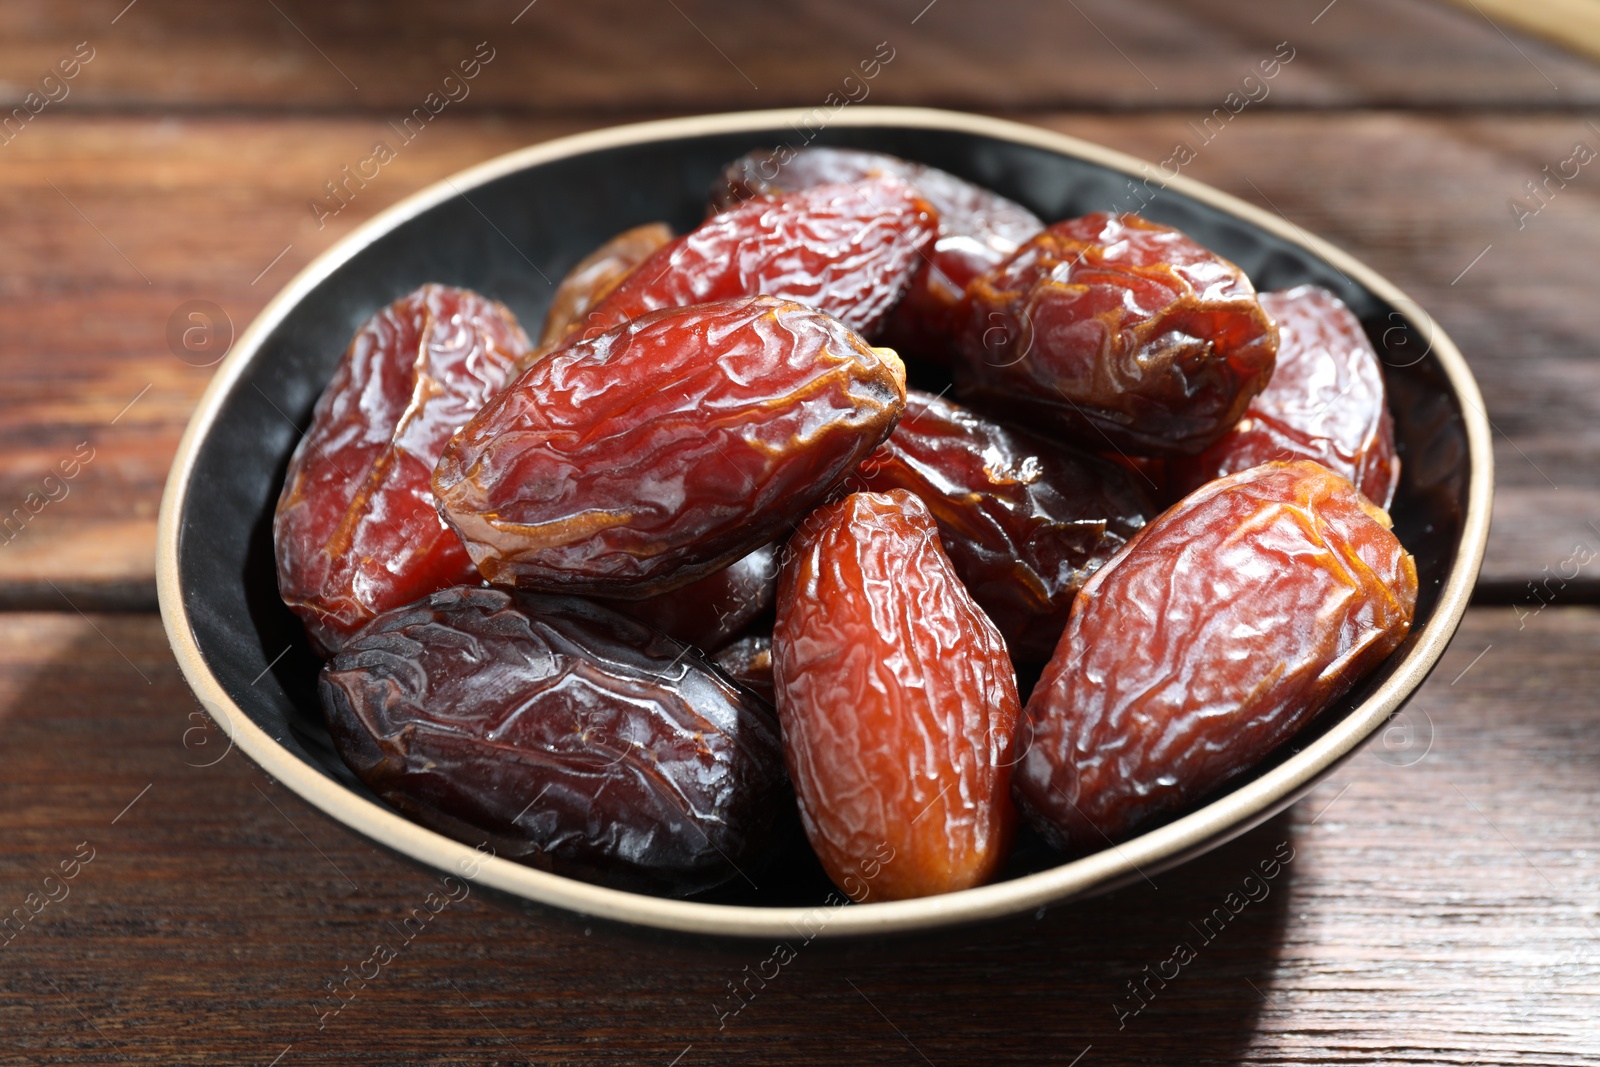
[156, 106, 1493, 939]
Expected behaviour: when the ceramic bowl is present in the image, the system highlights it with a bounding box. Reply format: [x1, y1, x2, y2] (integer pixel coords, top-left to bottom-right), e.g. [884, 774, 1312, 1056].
[157, 107, 1492, 938]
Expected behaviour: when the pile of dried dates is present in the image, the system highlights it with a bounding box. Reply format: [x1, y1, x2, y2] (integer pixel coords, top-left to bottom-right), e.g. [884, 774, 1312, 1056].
[276, 146, 1418, 903]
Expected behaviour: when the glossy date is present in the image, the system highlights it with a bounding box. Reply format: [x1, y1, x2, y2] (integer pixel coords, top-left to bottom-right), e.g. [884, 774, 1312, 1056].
[560, 175, 936, 343]
[319, 586, 787, 896]
[1170, 285, 1400, 508]
[856, 389, 1155, 661]
[773, 490, 1019, 900]
[956, 212, 1279, 455]
[539, 222, 674, 347]
[1013, 461, 1418, 852]
[710, 634, 774, 705]
[610, 544, 777, 652]
[711, 146, 1043, 358]
[274, 284, 531, 655]
[433, 296, 906, 596]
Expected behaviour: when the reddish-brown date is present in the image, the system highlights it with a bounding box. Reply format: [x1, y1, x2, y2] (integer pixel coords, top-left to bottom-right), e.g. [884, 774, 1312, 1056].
[711, 635, 774, 705]
[1013, 461, 1417, 853]
[319, 586, 786, 896]
[609, 544, 777, 652]
[773, 490, 1020, 901]
[1170, 285, 1400, 508]
[434, 296, 906, 596]
[559, 175, 936, 343]
[274, 284, 530, 656]
[539, 222, 673, 347]
[856, 390, 1155, 661]
[957, 213, 1279, 456]
[711, 147, 1042, 358]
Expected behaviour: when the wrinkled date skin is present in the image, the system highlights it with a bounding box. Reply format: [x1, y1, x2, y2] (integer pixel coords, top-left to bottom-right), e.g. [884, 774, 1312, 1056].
[773, 490, 1020, 901]
[1170, 285, 1400, 508]
[610, 544, 778, 652]
[711, 147, 1043, 358]
[957, 213, 1279, 456]
[434, 296, 907, 596]
[559, 175, 937, 343]
[856, 390, 1155, 662]
[274, 284, 531, 656]
[539, 222, 674, 347]
[319, 586, 786, 896]
[711, 635, 774, 705]
[1014, 461, 1418, 853]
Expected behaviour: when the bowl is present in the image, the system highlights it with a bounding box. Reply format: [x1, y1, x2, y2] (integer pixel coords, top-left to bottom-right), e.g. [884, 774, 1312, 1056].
[157, 106, 1492, 938]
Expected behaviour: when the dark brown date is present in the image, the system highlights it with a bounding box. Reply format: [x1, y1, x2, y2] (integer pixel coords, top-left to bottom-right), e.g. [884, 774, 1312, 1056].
[774, 489, 1020, 901]
[855, 390, 1155, 661]
[712, 147, 1043, 358]
[274, 284, 531, 656]
[1170, 285, 1400, 508]
[560, 175, 937, 343]
[957, 213, 1279, 456]
[539, 222, 674, 347]
[1013, 461, 1417, 853]
[610, 544, 777, 652]
[433, 296, 906, 596]
[319, 586, 786, 896]
[710, 635, 774, 705]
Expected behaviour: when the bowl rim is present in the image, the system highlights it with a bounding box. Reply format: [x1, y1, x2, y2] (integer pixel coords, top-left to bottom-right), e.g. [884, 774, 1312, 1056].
[156, 105, 1493, 939]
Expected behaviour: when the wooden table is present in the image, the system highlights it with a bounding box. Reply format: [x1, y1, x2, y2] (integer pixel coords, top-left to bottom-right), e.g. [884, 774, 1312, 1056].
[3, 2, 1598, 1063]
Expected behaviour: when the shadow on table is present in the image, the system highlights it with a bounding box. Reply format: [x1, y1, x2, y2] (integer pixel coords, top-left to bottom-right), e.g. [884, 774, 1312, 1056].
[471, 810, 1300, 1065]
[9, 620, 1300, 1065]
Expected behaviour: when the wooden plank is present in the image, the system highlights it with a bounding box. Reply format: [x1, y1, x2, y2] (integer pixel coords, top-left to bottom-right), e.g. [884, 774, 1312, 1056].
[0, 607, 1595, 1063]
[1, 0, 1599, 115]
[2, 111, 1596, 606]
[0, 114, 595, 610]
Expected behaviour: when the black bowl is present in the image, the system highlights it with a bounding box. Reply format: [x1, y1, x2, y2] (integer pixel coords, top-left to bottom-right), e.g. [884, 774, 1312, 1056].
[157, 107, 1491, 938]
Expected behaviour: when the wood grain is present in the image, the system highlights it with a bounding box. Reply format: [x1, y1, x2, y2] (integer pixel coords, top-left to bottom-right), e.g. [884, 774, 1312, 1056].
[0, 114, 593, 610]
[3, 0, 1599, 115]
[2, 110, 1595, 605]
[0, 608, 1594, 1065]
[4, 2, 1598, 1063]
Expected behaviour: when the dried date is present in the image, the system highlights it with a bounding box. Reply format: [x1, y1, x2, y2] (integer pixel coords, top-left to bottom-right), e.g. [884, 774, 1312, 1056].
[558, 175, 937, 343]
[712, 147, 1042, 358]
[274, 284, 531, 656]
[773, 489, 1020, 901]
[1013, 461, 1417, 852]
[711, 635, 774, 705]
[856, 390, 1155, 661]
[539, 222, 674, 346]
[956, 212, 1279, 456]
[1170, 285, 1400, 508]
[610, 544, 777, 652]
[434, 296, 906, 596]
[319, 586, 786, 896]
